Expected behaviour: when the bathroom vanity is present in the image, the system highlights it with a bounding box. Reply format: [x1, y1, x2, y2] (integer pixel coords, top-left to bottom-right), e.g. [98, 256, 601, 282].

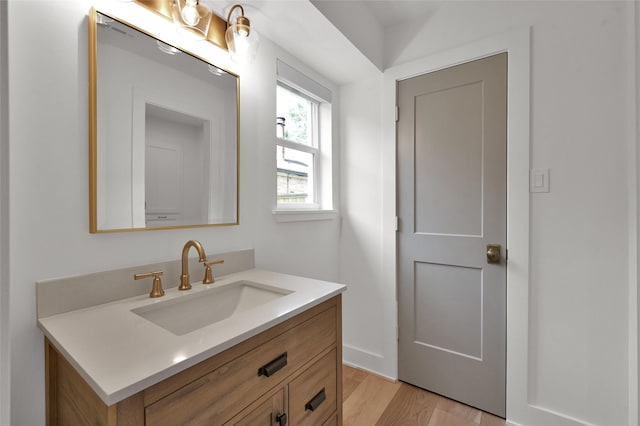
[38, 266, 345, 425]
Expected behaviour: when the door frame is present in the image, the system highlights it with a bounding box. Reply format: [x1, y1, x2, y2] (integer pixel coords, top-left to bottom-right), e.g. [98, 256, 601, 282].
[382, 28, 533, 424]
[0, 0, 8, 424]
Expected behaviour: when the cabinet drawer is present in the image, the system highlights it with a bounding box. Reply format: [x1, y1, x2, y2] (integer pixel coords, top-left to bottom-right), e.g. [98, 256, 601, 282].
[289, 348, 337, 426]
[146, 306, 336, 425]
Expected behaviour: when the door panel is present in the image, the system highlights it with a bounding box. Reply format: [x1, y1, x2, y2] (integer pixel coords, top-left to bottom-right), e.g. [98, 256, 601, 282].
[415, 81, 483, 236]
[397, 53, 507, 417]
[414, 262, 482, 360]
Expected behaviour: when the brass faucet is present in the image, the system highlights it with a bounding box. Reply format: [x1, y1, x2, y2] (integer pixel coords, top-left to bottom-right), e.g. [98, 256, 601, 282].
[179, 240, 207, 291]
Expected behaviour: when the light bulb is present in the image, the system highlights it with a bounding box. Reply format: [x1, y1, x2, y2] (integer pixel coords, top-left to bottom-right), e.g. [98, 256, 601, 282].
[237, 27, 249, 37]
[181, 0, 200, 26]
[234, 33, 249, 49]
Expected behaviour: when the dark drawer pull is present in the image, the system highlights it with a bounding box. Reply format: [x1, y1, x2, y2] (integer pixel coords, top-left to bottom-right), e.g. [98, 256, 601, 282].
[276, 412, 287, 426]
[305, 388, 326, 412]
[257, 352, 287, 377]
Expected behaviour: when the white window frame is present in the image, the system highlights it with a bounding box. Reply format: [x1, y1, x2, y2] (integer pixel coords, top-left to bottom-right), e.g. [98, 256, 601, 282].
[276, 83, 320, 209]
[273, 60, 337, 221]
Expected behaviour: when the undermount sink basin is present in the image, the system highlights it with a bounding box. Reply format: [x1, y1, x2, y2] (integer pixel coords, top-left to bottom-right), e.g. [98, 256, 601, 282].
[131, 281, 293, 336]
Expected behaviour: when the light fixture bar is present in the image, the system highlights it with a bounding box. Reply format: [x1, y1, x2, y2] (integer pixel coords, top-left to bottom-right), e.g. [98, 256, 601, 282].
[133, 0, 228, 50]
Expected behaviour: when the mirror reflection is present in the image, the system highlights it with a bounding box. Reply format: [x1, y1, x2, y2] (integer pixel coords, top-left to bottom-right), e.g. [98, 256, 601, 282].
[90, 10, 239, 233]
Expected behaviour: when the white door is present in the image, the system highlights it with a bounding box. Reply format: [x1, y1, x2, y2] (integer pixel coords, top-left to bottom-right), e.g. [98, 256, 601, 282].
[397, 53, 507, 417]
[145, 143, 183, 226]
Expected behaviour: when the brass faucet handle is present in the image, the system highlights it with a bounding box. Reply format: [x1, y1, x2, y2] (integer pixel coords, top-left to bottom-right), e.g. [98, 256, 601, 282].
[202, 260, 224, 284]
[134, 271, 165, 298]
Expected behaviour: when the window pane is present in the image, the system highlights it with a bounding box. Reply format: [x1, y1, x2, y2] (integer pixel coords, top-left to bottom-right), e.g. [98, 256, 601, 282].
[277, 85, 314, 146]
[276, 145, 314, 204]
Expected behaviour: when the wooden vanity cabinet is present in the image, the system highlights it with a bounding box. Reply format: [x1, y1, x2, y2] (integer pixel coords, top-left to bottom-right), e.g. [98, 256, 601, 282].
[45, 295, 342, 426]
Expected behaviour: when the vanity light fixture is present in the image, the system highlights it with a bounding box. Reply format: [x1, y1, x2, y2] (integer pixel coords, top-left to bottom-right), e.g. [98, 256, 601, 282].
[170, 0, 213, 41]
[133, 0, 259, 62]
[225, 4, 259, 64]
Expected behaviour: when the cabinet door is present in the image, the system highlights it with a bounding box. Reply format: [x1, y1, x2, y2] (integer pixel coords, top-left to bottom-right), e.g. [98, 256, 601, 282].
[227, 388, 285, 426]
[289, 349, 337, 425]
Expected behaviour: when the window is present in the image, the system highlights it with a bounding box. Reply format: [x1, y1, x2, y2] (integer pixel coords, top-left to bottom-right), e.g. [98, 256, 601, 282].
[276, 84, 318, 206]
[275, 60, 335, 219]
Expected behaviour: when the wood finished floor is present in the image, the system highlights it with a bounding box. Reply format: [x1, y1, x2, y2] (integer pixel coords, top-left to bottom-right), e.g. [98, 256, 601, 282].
[342, 365, 506, 426]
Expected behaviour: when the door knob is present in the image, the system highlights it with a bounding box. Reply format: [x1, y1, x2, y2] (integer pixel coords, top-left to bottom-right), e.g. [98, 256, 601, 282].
[487, 244, 501, 264]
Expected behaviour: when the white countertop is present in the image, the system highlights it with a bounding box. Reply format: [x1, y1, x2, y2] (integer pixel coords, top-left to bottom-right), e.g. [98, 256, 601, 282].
[38, 269, 345, 406]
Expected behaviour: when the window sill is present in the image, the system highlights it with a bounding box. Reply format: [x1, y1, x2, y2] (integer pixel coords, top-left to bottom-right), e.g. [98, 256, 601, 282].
[272, 209, 338, 223]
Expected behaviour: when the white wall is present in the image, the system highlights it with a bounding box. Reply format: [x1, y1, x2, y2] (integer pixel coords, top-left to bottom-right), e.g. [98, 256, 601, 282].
[339, 1, 635, 426]
[6, 1, 340, 425]
[248, 39, 341, 282]
[339, 75, 388, 373]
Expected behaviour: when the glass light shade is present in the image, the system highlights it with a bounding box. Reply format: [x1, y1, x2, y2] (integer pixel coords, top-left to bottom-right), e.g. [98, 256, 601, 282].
[208, 65, 226, 76]
[156, 40, 179, 55]
[225, 20, 259, 64]
[171, 0, 212, 41]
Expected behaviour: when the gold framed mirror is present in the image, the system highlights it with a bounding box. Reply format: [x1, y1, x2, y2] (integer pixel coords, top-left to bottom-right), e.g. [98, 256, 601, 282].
[89, 8, 239, 233]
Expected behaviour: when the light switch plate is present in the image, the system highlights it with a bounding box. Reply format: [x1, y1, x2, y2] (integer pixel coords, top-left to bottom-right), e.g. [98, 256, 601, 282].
[530, 168, 550, 193]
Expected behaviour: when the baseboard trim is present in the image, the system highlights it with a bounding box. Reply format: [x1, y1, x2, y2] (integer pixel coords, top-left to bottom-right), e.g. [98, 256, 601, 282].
[342, 344, 396, 381]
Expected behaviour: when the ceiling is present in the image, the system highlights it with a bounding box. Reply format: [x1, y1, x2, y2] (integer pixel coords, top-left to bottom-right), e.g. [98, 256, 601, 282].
[309, 0, 443, 71]
[356, 0, 442, 28]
